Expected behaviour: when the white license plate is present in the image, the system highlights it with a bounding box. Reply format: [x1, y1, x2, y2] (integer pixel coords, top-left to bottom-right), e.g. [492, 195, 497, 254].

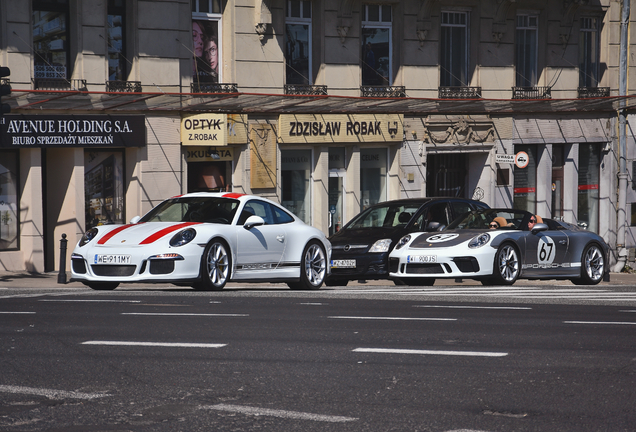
[407, 255, 437, 263]
[95, 254, 131, 264]
[331, 259, 356, 268]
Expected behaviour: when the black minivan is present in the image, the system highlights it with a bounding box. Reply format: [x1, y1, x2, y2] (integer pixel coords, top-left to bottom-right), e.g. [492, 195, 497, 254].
[326, 197, 489, 286]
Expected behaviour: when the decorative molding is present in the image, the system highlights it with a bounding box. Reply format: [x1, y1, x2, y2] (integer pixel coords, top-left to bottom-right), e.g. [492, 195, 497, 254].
[423, 116, 495, 145]
[337, 26, 349, 45]
[491, 0, 516, 46]
[255, 0, 272, 42]
[416, 0, 437, 45]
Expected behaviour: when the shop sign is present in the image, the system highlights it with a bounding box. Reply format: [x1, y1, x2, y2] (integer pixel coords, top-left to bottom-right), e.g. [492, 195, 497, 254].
[278, 114, 403, 144]
[185, 146, 233, 162]
[0, 115, 146, 148]
[181, 113, 248, 146]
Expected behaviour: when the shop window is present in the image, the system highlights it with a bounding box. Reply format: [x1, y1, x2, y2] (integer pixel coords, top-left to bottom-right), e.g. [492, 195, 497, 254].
[85, 151, 124, 230]
[188, 162, 227, 192]
[107, 0, 126, 81]
[361, 4, 392, 86]
[577, 144, 600, 232]
[33, 0, 70, 79]
[513, 145, 537, 213]
[0, 151, 19, 251]
[360, 148, 387, 211]
[192, 0, 222, 84]
[516, 14, 538, 87]
[286, 1, 312, 85]
[281, 149, 311, 224]
[580, 17, 599, 88]
[440, 11, 468, 87]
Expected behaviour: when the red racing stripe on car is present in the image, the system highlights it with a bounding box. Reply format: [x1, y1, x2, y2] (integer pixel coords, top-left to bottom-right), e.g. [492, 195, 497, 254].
[97, 224, 138, 245]
[223, 193, 245, 199]
[139, 222, 201, 245]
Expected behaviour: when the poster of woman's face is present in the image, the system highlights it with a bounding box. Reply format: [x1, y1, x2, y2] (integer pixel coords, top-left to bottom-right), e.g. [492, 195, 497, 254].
[192, 20, 219, 83]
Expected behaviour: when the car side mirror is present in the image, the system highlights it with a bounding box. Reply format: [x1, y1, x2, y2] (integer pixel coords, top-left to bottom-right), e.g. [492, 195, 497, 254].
[130, 216, 141, 224]
[426, 221, 440, 232]
[531, 223, 548, 234]
[244, 215, 265, 229]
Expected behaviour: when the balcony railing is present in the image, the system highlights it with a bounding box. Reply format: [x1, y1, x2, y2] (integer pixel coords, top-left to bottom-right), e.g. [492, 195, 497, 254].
[361, 85, 406, 98]
[438, 86, 482, 99]
[191, 82, 239, 93]
[578, 87, 610, 98]
[106, 80, 142, 93]
[284, 84, 328, 95]
[512, 86, 551, 99]
[33, 78, 87, 91]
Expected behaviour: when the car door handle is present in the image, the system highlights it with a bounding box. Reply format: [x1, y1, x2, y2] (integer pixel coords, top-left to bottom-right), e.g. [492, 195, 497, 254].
[559, 240, 567, 244]
[277, 235, 285, 243]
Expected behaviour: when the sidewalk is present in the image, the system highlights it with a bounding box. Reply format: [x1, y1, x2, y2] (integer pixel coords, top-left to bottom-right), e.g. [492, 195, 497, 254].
[1, 270, 635, 289]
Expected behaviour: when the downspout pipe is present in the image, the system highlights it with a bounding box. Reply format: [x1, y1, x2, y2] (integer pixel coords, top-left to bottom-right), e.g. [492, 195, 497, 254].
[614, 0, 631, 272]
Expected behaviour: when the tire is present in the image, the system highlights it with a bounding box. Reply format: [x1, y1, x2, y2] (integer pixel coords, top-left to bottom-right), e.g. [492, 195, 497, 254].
[492, 243, 520, 285]
[290, 241, 327, 290]
[571, 243, 605, 285]
[84, 282, 119, 290]
[196, 239, 231, 291]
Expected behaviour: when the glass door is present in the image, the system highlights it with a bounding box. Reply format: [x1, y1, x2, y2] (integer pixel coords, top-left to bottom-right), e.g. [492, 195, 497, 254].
[328, 171, 345, 236]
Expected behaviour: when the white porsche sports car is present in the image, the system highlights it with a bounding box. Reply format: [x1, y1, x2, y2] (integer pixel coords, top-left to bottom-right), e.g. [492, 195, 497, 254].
[389, 209, 609, 286]
[71, 193, 331, 290]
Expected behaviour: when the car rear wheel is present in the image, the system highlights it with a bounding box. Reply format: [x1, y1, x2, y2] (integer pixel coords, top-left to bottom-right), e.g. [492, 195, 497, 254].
[492, 243, 519, 285]
[85, 282, 119, 290]
[288, 241, 326, 290]
[195, 239, 230, 291]
[571, 243, 605, 285]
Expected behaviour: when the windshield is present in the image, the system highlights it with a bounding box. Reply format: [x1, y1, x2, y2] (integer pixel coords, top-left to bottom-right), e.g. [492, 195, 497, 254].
[447, 209, 529, 230]
[347, 202, 424, 229]
[140, 197, 239, 224]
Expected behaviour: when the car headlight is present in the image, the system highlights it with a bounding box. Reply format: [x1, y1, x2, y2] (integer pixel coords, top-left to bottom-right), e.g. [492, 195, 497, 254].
[369, 238, 392, 253]
[468, 233, 491, 249]
[394, 235, 411, 250]
[79, 228, 99, 247]
[169, 228, 197, 247]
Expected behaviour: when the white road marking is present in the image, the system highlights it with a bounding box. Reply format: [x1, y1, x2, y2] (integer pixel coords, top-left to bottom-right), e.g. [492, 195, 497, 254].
[563, 321, 636, 325]
[0, 311, 35, 314]
[299, 302, 327, 305]
[0, 385, 110, 400]
[121, 312, 248, 317]
[415, 305, 531, 310]
[619, 310, 636, 313]
[353, 348, 508, 357]
[329, 316, 456, 321]
[40, 299, 141, 303]
[81, 341, 227, 348]
[201, 403, 358, 423]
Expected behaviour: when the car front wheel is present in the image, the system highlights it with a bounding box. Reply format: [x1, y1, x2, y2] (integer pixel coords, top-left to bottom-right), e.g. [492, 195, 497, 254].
[195, 239, 230, 291]
[571, 243, 605, 285]
[288, 241, 326, 290]
[492, 243, 519, 285]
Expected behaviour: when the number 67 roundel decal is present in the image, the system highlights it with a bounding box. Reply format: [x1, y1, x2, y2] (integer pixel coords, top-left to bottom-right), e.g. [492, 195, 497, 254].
[537, 236, 556, 265]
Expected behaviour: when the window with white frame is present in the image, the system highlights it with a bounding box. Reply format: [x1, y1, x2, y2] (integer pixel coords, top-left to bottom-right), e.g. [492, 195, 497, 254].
[361, 4, 392, 86]
[286, 1, 312, 85]
[440, 11, 468, 87]
[192, 0, 222, 84]
[580, 17, 600, 88]
[516, 14, 538, 87]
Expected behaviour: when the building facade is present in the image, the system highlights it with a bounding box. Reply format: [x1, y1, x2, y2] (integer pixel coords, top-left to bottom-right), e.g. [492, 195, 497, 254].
[0, 0, 634, 273]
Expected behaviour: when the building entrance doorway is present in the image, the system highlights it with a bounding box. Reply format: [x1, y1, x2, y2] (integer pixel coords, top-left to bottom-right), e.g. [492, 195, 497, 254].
[426, 154, 467, 197]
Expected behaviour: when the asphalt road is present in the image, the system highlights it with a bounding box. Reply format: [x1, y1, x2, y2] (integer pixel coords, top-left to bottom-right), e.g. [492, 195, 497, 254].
[0, 280, 635, 431]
